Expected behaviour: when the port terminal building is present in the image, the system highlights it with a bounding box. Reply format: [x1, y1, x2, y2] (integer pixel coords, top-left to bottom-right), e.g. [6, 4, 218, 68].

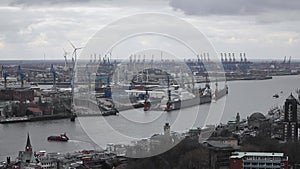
[230, 152, 288, 169]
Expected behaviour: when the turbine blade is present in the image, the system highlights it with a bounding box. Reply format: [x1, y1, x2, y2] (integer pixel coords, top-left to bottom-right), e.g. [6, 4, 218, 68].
[68, 40, 76, 49]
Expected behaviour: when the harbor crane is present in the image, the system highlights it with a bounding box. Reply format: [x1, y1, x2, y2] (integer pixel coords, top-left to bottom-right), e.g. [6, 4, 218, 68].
[50, 64, 57, 88]
[282, 56, 286, 64]
[288, 56, 291, 65]
[18, 65, 25, 88]
[85, 64, 91, 92]
[1, 65, 8, 88]
[63, 49, 69, 71]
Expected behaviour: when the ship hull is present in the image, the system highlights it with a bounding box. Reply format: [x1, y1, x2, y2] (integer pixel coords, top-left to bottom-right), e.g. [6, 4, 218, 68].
[47, 136, 68, 142]
[0, 114, 73, 124]
[215, 87, 228, 100]
[199, 95, 212, 104]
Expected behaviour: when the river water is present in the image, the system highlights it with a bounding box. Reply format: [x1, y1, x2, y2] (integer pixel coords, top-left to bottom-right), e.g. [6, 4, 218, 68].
[0, 75, 299, 161]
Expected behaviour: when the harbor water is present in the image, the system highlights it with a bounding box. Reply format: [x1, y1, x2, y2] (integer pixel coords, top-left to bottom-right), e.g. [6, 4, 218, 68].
[0, 75, 299, 161]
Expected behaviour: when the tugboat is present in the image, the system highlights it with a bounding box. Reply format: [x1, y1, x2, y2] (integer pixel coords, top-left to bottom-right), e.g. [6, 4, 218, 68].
[70, 113, 77, 122]
[47, 133, 69, 142]
[164, 76, 181, 112]
[143, 90, 151, 111]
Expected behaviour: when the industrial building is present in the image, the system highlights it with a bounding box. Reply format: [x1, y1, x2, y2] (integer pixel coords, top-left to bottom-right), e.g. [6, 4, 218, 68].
[230, 152, 288, 169]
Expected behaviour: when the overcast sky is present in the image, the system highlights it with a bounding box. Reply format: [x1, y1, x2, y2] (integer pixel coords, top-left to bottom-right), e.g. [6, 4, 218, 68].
[0, 0, 299, 60]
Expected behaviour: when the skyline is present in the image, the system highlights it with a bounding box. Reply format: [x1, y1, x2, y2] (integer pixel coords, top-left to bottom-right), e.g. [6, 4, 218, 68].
[0, 0, 299, 60]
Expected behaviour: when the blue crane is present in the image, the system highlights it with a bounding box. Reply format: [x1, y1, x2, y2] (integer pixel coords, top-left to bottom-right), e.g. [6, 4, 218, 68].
[1, 65, 8, 88]
[18, 65, 25, 88]
[85, 64, 91, 92]
[50, 64, 57, 87]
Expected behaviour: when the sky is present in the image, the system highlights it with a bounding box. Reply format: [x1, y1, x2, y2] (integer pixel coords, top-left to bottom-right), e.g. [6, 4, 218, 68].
[0, 0, 299, 60]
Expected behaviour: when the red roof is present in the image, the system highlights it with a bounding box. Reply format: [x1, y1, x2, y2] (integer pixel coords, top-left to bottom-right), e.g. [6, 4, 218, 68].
[27, 107, 42, 113]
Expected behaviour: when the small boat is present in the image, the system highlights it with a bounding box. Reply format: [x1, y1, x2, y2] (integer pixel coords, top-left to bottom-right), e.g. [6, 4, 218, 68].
[273, 94, 279, 98]
[70, 114, 77, 122]
[98, 98, 120, 116]
[47, 133, 69, 142]
[102, 108, 119, 116]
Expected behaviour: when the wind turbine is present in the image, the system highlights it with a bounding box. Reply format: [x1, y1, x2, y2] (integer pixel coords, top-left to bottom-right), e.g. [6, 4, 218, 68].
[69, 41, 84, 65]
[68, 41, 84, 101]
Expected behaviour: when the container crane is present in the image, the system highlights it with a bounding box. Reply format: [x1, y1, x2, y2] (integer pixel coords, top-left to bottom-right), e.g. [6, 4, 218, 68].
[282, 56, 286, 64]
[1, 65, 8, 88]
[50, 64, 57, 88]
[63, 49, 69, 71]
[85, 64, 91, 92]
[18, 65, 25, 88]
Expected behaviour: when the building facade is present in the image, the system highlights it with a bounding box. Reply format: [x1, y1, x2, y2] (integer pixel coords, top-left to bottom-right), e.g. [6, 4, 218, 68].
[283, 94, 299, 142]
[230, 152, 288, 169]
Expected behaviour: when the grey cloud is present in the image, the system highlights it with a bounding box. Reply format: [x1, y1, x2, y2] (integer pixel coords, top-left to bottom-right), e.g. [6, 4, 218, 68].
[9, 0, 91, 6]
[7, 0, 168, 8]
[169, 0, 300, 16]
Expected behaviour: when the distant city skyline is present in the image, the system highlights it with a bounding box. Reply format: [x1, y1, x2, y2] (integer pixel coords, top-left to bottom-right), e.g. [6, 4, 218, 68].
[0, 0, 299, 60]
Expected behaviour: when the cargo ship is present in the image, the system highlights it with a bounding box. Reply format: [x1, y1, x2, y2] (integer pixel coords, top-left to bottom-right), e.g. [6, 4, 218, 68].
[0, 116, 30, 123]
[0, 114, 73, 124]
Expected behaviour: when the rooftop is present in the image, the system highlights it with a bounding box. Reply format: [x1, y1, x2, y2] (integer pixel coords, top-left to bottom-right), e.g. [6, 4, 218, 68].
[230, 152, 284, 159]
